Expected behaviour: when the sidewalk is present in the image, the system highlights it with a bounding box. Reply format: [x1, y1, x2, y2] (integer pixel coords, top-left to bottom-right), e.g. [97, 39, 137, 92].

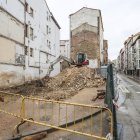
[127, 75, 140, 84]
[119, 73, 140, 84]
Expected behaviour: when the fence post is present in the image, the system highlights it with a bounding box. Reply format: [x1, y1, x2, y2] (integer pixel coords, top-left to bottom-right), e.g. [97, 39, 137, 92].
[20, 97, 25, 120]
[105, 64, 118, 140]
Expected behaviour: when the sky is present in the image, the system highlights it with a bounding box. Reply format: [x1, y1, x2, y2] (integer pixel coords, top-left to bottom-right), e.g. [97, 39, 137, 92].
[46, 0, 140, 60]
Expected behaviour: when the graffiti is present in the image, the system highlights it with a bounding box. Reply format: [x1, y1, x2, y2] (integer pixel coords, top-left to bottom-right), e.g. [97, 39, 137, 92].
[16, 54, 25, 65]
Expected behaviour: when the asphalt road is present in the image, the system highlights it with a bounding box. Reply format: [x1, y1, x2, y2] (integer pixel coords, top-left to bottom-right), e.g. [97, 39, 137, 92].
[117, 74, 140, 140]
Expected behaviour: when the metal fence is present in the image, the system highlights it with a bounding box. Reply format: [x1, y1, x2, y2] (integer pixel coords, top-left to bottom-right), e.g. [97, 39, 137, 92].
[0, 91, 113, 140]
[105, 64, 118, 140]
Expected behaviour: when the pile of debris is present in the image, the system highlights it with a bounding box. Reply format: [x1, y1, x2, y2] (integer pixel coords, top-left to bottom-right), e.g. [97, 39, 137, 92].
[4, 66, 105, 101]
[46, 66, 104, 92]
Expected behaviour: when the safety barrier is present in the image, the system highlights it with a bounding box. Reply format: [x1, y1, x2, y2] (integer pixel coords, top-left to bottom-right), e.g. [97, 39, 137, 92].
[0, 91, 25, 119]
[0, 91, 113, 140]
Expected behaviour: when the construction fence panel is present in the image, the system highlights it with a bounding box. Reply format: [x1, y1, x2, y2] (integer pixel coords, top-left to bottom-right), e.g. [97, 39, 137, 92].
[0, 92, 113, 140]
[24, 97, 113, 140]
[0, 91, 24, 118]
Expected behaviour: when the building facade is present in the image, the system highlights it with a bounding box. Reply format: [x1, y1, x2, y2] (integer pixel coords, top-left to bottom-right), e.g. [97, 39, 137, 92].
[124, 38, 130, 74]
[0, 0, 60, 87]
[120, 48, 125, 72]
[117, 55, 121, 71]
[60, 40, 70, 58]
[69, 7, 105, 67]
[132, 33, 140, 77]
[118, 32, 140, 77]
[59, 40, 70, 71]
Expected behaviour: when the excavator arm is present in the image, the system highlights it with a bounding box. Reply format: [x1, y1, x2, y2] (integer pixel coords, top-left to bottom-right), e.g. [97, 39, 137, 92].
[47, 55, 72, 76]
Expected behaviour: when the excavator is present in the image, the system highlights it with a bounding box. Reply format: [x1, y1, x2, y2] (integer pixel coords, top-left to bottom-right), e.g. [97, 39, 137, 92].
[47, 53, 89, 76]
[76, 52, 89, 66]
[47, 55, 72, 76]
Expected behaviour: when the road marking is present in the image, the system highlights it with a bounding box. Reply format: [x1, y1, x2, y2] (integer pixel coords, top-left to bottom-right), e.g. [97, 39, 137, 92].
[136, 92, 140, 94]
[118, 85, 130, 93]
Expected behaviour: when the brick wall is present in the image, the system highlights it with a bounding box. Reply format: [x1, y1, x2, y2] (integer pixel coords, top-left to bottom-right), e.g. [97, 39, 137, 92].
[103, 40, 108, 65]
[71, 29, 100, 67]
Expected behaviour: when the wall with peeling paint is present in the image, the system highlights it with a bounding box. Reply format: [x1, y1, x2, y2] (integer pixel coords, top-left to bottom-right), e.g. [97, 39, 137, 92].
[0, 0, 60, 88]
[0, 37, 16, 64]
[0, 0, 24, 23]
[0, 9, 24, 44]
[0, 64, 24, 88]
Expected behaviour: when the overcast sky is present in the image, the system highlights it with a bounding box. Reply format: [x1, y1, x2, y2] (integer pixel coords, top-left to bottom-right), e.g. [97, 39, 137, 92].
[47, 0, 140, 60]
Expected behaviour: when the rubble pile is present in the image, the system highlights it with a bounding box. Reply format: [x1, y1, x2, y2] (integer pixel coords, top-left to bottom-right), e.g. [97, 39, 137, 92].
[46, 66, 104, 92]
[4, 66, 105, 101]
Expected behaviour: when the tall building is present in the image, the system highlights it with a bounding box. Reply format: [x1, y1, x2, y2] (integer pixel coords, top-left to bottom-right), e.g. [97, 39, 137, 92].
[60, 40, 70, 58]
[131, 33, 140, 77]
[0, 0, 60, 87]
[120, 48, 125, 72]
[69, 7, 105, 67]
[118, 32, 140, 77]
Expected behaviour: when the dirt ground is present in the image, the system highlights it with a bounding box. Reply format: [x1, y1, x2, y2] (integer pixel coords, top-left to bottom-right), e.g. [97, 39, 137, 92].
[45, 87, 107, 140]
[0, 66, 106, 140]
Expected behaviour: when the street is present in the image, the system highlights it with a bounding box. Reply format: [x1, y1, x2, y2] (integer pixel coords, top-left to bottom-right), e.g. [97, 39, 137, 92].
[117, 74, 140, 140]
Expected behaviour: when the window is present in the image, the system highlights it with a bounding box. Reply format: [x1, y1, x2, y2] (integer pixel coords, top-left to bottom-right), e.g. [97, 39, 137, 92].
[24, 46, 28, 55]
[136, 60, 138, 68]
[25, 24, 28, 37]
[25, 2, 28, 12]
[46, 25, 49, 34]
[46, 54, 49, 63]
[30, 7, 34, 17]
[49, 28, 51, 34]
[30, 27, 34, 40]
[49, 41, 51, 48]
[30, 48, 33, 57]
[47, 12, 48, 20]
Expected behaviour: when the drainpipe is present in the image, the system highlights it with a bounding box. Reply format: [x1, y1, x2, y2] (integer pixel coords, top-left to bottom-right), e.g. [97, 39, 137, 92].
[39, 51, 41, 79]
[23, 0, 26, 83]
[69, 16, 71, 59]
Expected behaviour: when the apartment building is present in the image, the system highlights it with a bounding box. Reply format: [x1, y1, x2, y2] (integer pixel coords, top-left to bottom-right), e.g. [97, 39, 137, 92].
[60, 40, 70, 58]
[59, 40, 70, 71]
[119, 32, 140, 77]
[0, 0, 60, 87]
[124, 37, 130, 74]
[69, 7, 105, 67]
[116, 55, 120, 71]
[131, 33, 140, 77]
[120, 48, 125, 72]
